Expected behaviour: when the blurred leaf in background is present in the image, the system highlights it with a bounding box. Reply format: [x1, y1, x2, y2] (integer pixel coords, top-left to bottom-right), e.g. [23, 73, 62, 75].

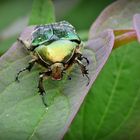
[61, 0, 115, 30]
[59, 0, 115, 41]
[0, 0, 32, 54]
[0, 0, 115, 55]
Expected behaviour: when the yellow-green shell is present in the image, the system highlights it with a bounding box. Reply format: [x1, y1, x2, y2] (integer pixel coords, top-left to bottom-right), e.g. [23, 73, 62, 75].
[35, 40, 77, 64]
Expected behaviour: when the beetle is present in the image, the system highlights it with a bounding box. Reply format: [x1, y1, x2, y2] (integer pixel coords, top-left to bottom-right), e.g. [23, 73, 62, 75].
[16, 21, 89, 107]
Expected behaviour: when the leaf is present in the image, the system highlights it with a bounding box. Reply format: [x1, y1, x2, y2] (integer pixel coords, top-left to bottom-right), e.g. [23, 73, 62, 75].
[65, 0, 140, 139]
[62, 0, 114, 30]
[0, 25, 114, 139]
[133, 14, 140, 43]
[0, 36, 17, 55]
[0, 0, 31, 55]
[29, 0, 55, 25]
[0, 0, 31, 31]
[89, 0, 140, 38]
[65, 41, 140, 140]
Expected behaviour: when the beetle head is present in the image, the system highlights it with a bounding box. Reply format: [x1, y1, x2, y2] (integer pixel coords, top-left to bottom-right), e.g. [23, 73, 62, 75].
[50, 63, 64, 80]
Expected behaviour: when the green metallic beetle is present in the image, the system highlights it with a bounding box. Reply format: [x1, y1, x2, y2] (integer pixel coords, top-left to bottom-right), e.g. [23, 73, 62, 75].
[16, 21, 89, 107]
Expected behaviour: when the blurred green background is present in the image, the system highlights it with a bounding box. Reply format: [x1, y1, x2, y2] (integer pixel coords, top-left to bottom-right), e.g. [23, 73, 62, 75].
[0, 0, 115, 55]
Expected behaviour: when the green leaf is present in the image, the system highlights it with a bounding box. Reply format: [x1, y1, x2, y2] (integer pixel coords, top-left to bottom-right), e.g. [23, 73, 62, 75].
[133, 14, 140, 43]
[0, 36, 17, 55]
[65, 41, 140, 140]
[29, 0, 55, 25]
[0, 26, 114, 139]
[0, 0, 31, 32]
[89, 0, 140, 38]
[0, 0, 31, 55]
[62, 0, 114, 30]
[65, 0, 140, 139]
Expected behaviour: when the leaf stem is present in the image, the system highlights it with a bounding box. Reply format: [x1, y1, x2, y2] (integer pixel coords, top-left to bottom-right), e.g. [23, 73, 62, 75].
[113, 29, 135, 36]
[114, 30, 137, 49]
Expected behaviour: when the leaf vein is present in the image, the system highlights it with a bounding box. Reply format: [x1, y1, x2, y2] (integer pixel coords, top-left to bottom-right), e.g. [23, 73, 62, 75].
[93, 48, 128, 140]
[105, 87, 140, 139]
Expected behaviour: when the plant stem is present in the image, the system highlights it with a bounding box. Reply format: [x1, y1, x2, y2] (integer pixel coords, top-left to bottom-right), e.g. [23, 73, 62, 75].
[114, 30, 137, 49]
[113, 29, 134, 36]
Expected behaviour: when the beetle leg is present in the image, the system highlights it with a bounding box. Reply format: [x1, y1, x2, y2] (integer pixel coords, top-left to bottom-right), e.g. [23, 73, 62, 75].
[75, 58, 90, 86]
[38, 72, 51, 107]
[77, 53, 89, 65]
[15, 59, 36, 82]
[38, 73, 47, 107]
[81, 56, 89, 65]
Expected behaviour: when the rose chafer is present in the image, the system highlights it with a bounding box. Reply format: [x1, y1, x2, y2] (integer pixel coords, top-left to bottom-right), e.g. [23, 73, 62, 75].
[16, 21, 89, 107]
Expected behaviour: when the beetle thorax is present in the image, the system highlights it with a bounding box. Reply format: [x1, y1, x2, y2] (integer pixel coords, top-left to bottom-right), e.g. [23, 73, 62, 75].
[35, 40, 77, 65]
[50, 63, 64, 80]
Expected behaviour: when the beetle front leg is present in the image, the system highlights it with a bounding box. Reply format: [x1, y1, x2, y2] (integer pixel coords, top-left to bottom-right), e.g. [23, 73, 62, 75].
[75, 58, 90, 86]
[38, 73, 47, 107]
[15, 59, 36, 82]
[38, 72, 51, 107]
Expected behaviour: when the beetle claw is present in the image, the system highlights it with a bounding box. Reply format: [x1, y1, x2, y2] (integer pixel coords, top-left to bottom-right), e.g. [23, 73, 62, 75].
[41, 95, 48, 107]
[85, 74, 90, 86]
[83, 57, 90, 66]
